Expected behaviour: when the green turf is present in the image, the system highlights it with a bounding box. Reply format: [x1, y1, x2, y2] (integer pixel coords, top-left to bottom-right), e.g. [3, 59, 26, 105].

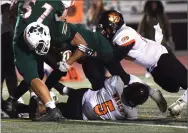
[1, 119, 187, 133]
[1, 76, 188, 133]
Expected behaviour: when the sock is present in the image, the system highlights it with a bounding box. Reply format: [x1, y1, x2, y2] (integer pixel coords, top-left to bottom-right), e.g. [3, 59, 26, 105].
[9, 95, 18, 101]
[30, 92, 37, 98]
[45, 101, 56, 109]
[180, 90, 187, 102]
[62, 87, 70, 95]
[148, 87, 155, 96]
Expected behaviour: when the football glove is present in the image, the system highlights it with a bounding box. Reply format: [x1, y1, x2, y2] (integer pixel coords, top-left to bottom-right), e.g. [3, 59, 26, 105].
[57, 61, 70, 72]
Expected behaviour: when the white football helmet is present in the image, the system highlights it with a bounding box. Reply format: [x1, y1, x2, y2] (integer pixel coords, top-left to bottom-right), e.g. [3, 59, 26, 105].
[24, 22, 51, 55]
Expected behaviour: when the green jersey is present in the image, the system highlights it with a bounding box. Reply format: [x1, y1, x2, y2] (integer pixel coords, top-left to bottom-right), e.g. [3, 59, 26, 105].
[13, 1, 113, 84]
[13, 0, 67, 84]
[15, 0, 65, 39]
[50, 22, 113, 59]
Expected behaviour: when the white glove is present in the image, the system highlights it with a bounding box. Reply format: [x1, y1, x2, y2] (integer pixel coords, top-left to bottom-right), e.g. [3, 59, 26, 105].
[57, 61, 70, 72]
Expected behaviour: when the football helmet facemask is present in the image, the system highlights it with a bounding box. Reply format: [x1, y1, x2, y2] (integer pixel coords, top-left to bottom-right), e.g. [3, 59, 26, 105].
[97, 10, 124, 40]
[123, 82, 149, 107]
[24, 22, 51, 55]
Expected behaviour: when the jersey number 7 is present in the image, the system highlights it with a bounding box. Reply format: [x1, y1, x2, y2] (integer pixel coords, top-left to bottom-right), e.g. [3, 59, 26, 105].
[21, 0, 53, 23]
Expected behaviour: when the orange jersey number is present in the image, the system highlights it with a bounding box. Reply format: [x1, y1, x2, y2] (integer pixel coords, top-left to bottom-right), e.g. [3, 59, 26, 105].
[93, 100, 115, 116]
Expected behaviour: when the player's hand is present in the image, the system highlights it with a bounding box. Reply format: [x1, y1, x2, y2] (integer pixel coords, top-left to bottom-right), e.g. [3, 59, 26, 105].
[57, 61, 70, 72]
[10, 0, 19, 10]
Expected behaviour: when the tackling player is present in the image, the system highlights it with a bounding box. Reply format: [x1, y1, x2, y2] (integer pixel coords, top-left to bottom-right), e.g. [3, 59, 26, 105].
[97, 10, 188, 118]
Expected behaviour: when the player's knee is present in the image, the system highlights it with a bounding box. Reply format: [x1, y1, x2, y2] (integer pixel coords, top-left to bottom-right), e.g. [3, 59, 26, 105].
[163, 86, 180, 93]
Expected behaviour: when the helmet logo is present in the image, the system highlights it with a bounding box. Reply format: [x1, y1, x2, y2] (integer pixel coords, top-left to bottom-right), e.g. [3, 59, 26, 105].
[108, 13, 120, 23]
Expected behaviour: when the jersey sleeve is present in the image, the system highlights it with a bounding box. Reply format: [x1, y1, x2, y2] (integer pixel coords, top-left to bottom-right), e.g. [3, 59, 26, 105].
[95, 32, 114, 62]
[104, 76, 125, 95]
[125, 106, 138, 120]
[50, 22, 76, 45]
[114, 30, 136, 47]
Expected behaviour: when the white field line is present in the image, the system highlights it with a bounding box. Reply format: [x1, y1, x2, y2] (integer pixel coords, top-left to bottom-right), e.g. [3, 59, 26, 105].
[2, 119, 187, 129]
[65, 120, 188, 129]
[74, 120, 188, 129]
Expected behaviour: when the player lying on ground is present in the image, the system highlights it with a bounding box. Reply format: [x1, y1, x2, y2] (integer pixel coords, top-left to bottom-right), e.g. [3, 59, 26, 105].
[15, 75, 167, 120]
[97, 10, 188, 118]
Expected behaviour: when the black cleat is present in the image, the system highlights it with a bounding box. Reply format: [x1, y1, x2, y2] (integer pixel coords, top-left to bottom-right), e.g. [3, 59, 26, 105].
[32, 107, 64, 121]
[2, 97, 18, 118]
[29, 96, 39, 119]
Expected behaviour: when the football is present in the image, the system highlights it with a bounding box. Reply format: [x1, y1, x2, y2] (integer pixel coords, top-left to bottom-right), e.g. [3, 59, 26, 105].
[61, 0, 75, 8]
[60, 50, 72, 62]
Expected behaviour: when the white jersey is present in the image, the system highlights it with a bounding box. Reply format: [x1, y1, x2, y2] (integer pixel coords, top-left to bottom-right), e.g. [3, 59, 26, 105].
[82, 75, 144, 120]
[112, 24, 168, 71]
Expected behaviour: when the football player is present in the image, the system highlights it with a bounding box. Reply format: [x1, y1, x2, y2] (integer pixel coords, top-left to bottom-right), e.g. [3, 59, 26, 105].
[4, 1, 128, 121]
[97, 10, 188, 117]
[4, 0, 113, 121]
[15, 75, 167, 120]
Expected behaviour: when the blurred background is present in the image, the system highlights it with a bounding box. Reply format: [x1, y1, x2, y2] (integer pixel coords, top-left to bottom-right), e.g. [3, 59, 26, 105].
[66, 0, 187, 51]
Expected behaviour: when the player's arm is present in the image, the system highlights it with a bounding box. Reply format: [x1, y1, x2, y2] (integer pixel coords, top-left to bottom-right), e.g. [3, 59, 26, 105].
[58, 31, 94, 72]
[66, 32, 88, 65]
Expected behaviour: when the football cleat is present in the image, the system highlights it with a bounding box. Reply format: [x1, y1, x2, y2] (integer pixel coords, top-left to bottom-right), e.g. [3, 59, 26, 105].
[168, 99, 187, 118]
[32, 107, 64, 121]
[150, 89, 167, 113]
[2, 97, 18, 118]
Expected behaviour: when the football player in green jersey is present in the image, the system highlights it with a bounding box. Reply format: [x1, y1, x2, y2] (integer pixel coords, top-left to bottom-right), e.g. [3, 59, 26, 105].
[4, 0, 114, 121]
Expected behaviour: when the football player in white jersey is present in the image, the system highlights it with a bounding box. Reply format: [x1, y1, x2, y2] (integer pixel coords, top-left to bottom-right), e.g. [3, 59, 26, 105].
[97, 10, 188, 118]
[52, 75, 167, 120]
[15, 75, 167, 120]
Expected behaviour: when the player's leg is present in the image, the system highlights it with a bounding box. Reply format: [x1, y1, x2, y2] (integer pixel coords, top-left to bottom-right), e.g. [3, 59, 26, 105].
[61, 88, 89, 120]
[150, 54, 181, 93]
[148, 87, 167, 112]
[82, 57, 106, 90]
[4, 32, 18, 96]
[13, 40, 62, 121]
[129, 75, 167, 112]
[104, 60, 130, 85]
[168, 90, 187, 117]
[166, 53, 188, 116]
[43, 50, 67, 91]
[3, 80, 29, 118]
[150, 52, 187, 117]
[1, 32, 17, 96]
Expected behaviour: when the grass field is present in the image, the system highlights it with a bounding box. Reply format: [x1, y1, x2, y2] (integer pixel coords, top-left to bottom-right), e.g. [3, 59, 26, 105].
[1, 76, 188, 133]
